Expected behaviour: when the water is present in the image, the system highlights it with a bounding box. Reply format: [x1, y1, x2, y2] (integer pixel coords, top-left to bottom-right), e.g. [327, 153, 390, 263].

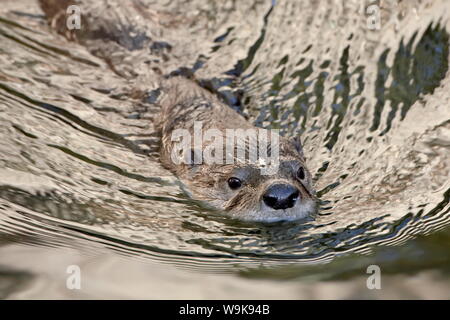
[0, 0, 449, 299]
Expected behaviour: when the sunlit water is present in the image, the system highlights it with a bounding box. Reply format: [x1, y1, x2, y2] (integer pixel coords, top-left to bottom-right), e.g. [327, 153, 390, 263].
[0, 0, 449, 299]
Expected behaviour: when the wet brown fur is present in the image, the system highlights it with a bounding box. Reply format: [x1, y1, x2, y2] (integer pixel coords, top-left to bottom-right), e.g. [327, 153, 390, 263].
[158, 77, 316, 221]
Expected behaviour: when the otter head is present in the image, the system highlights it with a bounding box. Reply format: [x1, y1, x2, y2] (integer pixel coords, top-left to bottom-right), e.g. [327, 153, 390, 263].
[178, 136, 316, 222]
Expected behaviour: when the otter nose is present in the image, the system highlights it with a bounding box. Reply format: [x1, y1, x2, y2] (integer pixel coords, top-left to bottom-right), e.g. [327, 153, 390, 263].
[263, 184, 300, 210]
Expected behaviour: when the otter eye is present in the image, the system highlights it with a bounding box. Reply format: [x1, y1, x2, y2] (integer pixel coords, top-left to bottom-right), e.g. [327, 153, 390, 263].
[296, 167, 305, 180]
[227, 177, 242, 190]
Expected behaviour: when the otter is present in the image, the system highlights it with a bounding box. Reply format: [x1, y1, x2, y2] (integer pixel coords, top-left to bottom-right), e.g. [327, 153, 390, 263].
[37, 0, 316, 222]
[158, 77, 316, 222]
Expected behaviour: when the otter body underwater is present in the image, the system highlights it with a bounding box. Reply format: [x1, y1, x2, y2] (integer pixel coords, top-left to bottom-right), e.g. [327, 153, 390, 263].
[37, 0, 316, 222]
[158, 78, 316, 222]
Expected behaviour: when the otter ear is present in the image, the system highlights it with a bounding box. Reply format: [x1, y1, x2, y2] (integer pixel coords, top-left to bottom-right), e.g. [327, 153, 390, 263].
[289, 136, 305, 158]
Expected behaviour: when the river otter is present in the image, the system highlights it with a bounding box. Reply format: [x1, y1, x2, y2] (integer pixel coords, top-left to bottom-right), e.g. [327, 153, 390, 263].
[37, 0, 316, 222]
[158, 77, 316, 222]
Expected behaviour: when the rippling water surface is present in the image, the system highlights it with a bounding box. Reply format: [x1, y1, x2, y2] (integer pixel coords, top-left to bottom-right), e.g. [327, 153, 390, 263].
[1, 0, 450, 299]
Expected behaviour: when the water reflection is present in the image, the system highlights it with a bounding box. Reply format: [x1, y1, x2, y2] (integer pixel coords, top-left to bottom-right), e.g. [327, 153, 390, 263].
[0, 0, 449, 298]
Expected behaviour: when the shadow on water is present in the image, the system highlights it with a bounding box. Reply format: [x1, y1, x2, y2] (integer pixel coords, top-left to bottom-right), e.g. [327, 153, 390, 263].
[372, 23, 449, 135]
